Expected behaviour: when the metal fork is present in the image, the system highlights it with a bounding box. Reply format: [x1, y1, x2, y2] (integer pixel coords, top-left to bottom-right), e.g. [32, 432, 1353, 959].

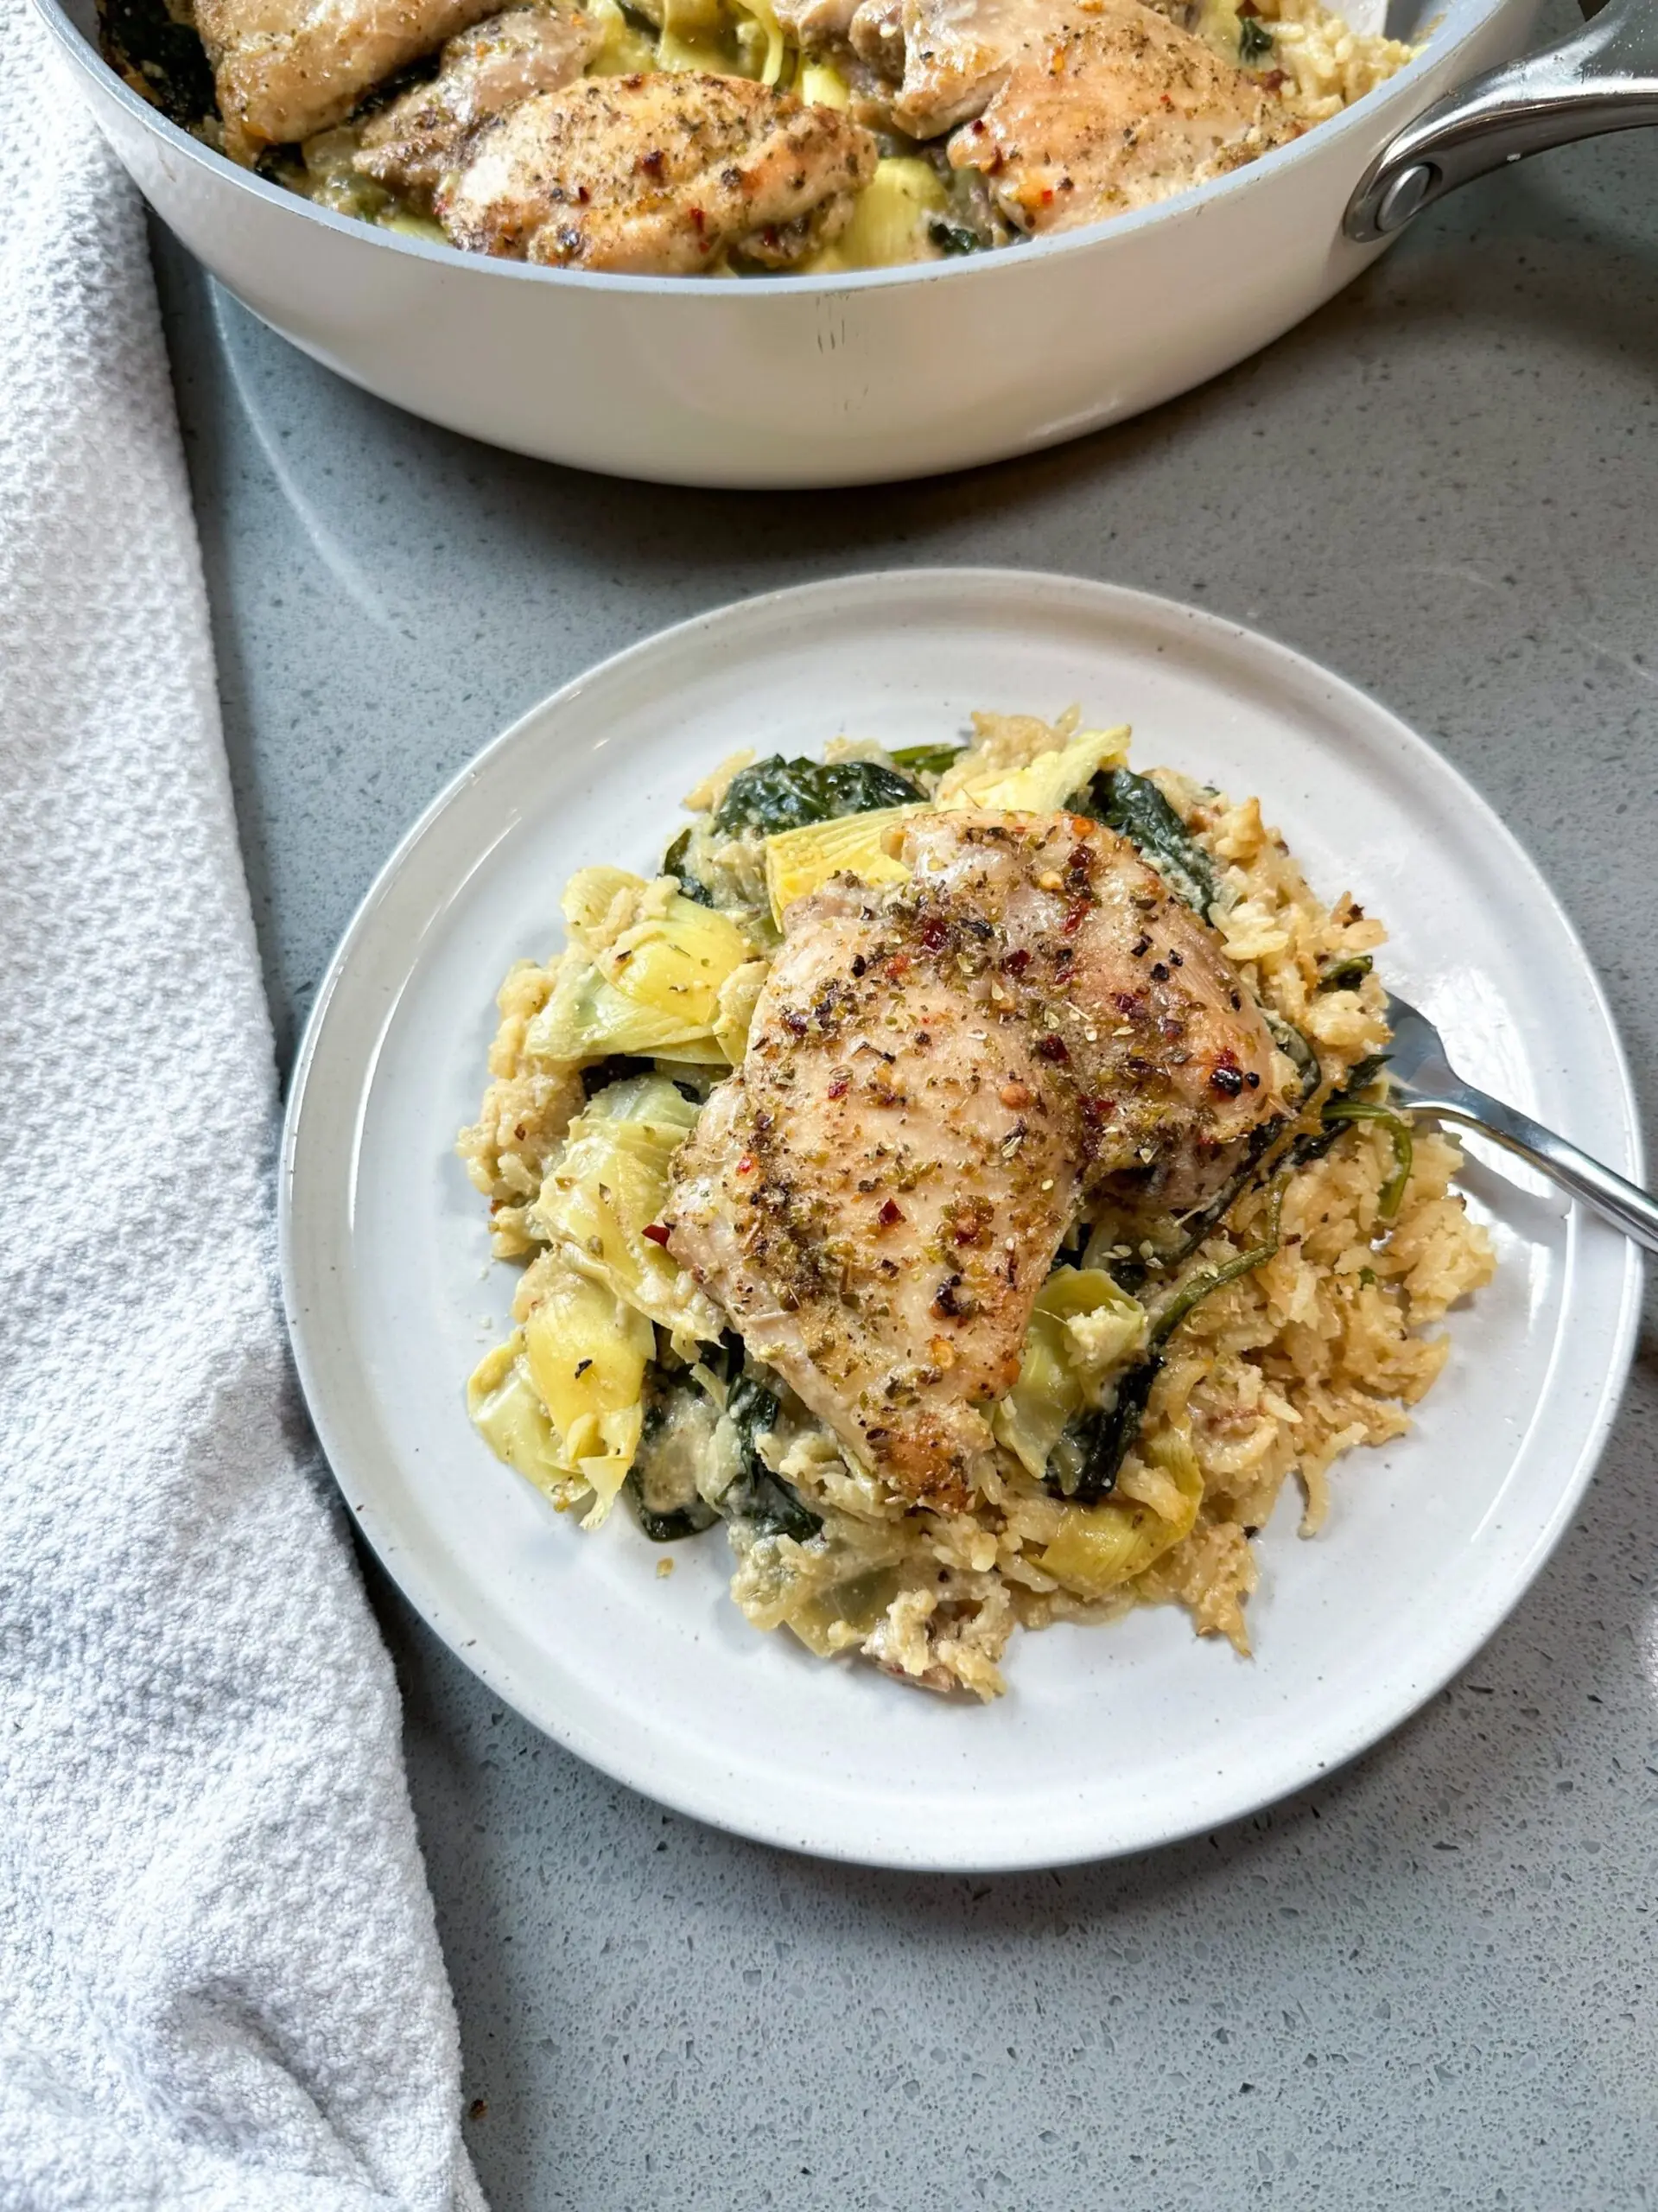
[1382, 993, 1658, 1254]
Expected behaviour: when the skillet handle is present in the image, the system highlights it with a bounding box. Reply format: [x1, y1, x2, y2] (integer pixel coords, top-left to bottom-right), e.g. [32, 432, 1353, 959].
[1345, 0, 1658, 241]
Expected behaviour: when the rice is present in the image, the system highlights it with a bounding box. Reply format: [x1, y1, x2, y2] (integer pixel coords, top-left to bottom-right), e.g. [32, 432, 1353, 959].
[1253, 0, 1417, 124]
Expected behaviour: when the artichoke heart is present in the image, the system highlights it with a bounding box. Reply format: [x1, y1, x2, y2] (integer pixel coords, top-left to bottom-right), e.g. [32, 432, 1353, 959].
[525, 888, 753, 1060]
[1037, 1430, 1203, 1597]
[994, 1266, 1147, 1479]
[937, 723, 1132, 814]
[532, 1074, 723, 1344]
[523, 1264, 654, 1525]
[467, 1335, 569, 1500]
[764, 804, 919, 926]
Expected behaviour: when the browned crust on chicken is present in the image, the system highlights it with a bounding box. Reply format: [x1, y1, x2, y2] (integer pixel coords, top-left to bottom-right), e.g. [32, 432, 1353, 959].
[667, 809, 1287, 1510]
[196, 0, 502, 162]
[354, 5, 600, 201]
[947, 0, 1293, 231]
[435, 71, 879, 272]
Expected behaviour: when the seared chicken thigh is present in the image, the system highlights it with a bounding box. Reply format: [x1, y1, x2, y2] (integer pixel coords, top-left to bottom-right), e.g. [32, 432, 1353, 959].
[355, 5, 599, 200]
[437, 71, 878, 270]
[949, 0, 1289, 229]
[196, 0, 501, 161]
[668, 809, 1287, 1509]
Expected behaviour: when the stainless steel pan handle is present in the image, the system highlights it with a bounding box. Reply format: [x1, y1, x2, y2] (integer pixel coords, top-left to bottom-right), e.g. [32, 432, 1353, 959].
[1346, 0, 1658, 241]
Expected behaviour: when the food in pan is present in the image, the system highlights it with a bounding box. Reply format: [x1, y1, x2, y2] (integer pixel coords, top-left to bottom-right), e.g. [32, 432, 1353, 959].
[457, 710, 1494, 1698]
[103, 0, 1416, 274]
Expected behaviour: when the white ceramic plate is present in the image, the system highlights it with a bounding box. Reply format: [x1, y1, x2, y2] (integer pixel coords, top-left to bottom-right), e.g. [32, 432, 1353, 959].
[282, 570, 1642, 1872]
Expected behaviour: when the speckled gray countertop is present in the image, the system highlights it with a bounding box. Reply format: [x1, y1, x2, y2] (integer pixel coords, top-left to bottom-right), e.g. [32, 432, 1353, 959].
[155, 31, 1658, 2199]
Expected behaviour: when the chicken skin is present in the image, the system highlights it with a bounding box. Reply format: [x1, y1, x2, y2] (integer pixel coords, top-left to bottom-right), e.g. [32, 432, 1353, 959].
[667, 809, 1288, 1509]
[948, 0, 1290, 231]
[354, 5, 600, 200]
[437, 71, 879, 270]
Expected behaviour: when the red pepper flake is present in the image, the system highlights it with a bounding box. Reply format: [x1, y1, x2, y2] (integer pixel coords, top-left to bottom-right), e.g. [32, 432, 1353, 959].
[1112, 990, 1140, 1015]
[1081, 1095, 1115, 1122]
[921, 918, 950, 952]
[1002, 947, 1032, 976]
[737, 1154, 757, 1175]
[877, 1198, 904, 1228]
[1034, 1033, 1070, 1064]
[1062, 897, 1090, 936]
[886, 953, 910, 979]
[642, 1223, 671, 1247]
[826, 1071, 850, 1100]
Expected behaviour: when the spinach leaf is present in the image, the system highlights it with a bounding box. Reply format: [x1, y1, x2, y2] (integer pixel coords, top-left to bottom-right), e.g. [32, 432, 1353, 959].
[626, 1481, 718, 1544]
[1286, 1053, 1388, 1170]
[626, 1344, 822, 1543]
[888, 742, 967, 777]
[580, 1054, 656, 1098]
[1058, 1360, 1158, 1503]
[661, 827, 715, 906]
[1239, 14, 1275, 64]
[1317, 953, 1374, 993]
[626, 1367, 721, 1542]
[713, 756, 926, 837]
[1085, 768, 1219, 918]
[927, 221, 985, 257]
[720, 1370, 823, 1541]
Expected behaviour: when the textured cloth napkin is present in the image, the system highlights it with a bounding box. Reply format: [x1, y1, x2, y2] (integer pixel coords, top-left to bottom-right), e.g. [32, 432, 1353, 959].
[0, 10, 485, 2208]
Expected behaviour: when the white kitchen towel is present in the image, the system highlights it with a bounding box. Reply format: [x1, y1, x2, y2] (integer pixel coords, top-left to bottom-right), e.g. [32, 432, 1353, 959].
[0, 10, 486, 2209]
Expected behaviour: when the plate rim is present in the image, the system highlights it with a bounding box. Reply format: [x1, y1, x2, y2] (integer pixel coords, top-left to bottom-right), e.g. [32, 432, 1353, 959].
[280, 568, 1644, 1871]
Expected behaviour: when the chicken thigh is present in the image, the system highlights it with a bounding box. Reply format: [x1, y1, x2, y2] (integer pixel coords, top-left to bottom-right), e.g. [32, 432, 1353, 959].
[197, 0, 501, 160]
[668, 809, 1288, 1509]
[948, 0, 1289, 230]
[437, 69, 878, 270]
[354, 4, 600, 200]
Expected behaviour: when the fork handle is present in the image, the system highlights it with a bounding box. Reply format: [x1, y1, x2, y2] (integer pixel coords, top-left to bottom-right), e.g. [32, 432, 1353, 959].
[1413, 1090, 1658, 1255]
